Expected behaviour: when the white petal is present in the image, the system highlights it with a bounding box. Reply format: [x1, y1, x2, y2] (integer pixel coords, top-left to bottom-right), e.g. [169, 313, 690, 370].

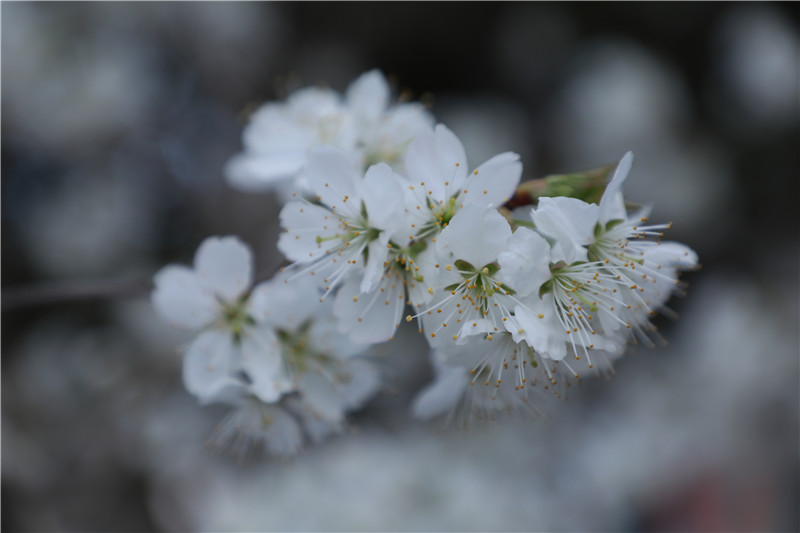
[511, 295, 568, 361]
[243, 104, 316, 153]
[436, 204, 512, 268]
[460, 152, 522, 208]
[152, 265, 218, 329]
[194, 236, 253, 301]
[277, 201, 341, 263]
[224, 152, 306, 193]
[346, 69, 390, 120]
[360, 236, 391, 293]
[334, 275, 404, 344]
[497, 227, 552, 297]
[260, 405, 305, 456]
[287, 87, 343, 119]
[360, 163, 405, 231]
[297, 370, 346, 423]
[248, 275, 323, 330]
[304, 147, 362, 218]
[334, 359, 381, 410]
[306, 310, 367, 358]
[599, 151, 633, 224]
[405, 124, 468, 203]
[240, 327, 293, 403]
[531, 197, 599, 264]
[405, 247, 439, 308]
[644, 241, 698, 270]
[182, 330, 241, 403]
[367, 104, 434, 158]
[292, 403, 342, 444]
[411, 359, 468, 421]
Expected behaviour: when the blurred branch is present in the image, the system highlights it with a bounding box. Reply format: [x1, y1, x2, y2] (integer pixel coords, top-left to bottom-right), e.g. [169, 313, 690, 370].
[2, 277, 152, 312]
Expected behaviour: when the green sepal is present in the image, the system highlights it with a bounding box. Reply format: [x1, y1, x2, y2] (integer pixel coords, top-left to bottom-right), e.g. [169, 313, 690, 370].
[482, 262, 500, 276]
[454, 259, 475, 274]
[539, 278, 553, 297]
[498, 283, 517, 296]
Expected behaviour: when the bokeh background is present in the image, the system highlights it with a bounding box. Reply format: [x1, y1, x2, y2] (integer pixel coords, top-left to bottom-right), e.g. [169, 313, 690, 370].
[2, 3, 798, 531]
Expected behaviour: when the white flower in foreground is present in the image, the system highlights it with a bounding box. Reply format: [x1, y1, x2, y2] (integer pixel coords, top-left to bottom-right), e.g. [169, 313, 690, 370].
[225, 69, 433, 199]
[399, 124, 522, 242]
[152, 236, 291, 404]
[278, 147, 407, 297]
[318, 124, 523, 345]
[415, 204, 517, 343]
[525, 152, 699, 362]
[414, 205, 552, 347]
[248, 274, 382, 424]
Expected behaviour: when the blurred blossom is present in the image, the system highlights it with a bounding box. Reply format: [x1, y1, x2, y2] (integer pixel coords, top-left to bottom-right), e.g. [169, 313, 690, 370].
[3, 4, 162, 159]
[19, 172, 156, 278]
[551, 40, 691, 164]
[710, 5, 800, 132]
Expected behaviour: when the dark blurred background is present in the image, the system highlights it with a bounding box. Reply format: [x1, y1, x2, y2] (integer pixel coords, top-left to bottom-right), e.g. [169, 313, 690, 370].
[2, 3, 798, 531]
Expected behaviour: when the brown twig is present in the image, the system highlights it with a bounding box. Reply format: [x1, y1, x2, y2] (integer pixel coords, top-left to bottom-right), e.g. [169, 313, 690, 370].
[2, 277, 153, 312]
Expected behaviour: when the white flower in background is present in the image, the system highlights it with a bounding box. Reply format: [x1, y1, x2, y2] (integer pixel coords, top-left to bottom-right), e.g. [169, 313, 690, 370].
[210, 398, 305, 459]
[278, 147, 407, 297]
[151, 236, 291, 404]
[153, 238, 382, 456]
[248, 273, 382, 430]
[206, 274, 381, 455]
[225, 69, 433, 199]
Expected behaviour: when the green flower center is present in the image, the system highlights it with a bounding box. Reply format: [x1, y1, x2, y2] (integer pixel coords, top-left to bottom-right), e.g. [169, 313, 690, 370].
[220, 298, 255, 343]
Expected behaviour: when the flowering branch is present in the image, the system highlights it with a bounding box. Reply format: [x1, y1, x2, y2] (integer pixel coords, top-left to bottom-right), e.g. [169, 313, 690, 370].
[504, 163, 617, 210]
[2, 277, 152, 311]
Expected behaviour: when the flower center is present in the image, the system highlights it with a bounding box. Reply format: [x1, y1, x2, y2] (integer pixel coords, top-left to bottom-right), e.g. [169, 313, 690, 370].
[220, 299, 255, 343]
[276, 321, 331, 376]
[445, 259, 515, 316]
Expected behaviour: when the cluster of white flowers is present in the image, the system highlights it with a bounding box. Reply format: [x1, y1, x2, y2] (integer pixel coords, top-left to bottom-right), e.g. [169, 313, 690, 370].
[153, 70, 697, 454]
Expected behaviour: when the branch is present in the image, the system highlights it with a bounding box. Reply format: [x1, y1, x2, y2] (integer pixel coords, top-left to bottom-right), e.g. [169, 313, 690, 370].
[2, 277, 152, 311]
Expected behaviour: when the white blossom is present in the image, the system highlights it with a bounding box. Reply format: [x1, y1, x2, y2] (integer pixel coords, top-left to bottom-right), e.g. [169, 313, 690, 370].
[278, 147, 407, 296]
[523, 152, 699, 364]
[153, 237, 382, 456]
[399, 124, 522, 243]
[151, 236, 291, 404]
[225, 69, 433, 199]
